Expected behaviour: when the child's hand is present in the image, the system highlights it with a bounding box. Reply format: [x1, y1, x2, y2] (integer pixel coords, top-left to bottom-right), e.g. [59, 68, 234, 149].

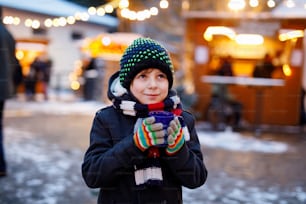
[133, 116, 165, 151]
[165, 117, 185, 155]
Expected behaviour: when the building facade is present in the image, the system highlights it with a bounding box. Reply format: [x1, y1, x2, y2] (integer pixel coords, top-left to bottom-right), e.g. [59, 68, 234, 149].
[1, 0, 118, 91]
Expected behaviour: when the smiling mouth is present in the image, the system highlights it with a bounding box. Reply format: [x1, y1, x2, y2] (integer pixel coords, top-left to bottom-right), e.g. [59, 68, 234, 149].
[146, 94, 159, 97]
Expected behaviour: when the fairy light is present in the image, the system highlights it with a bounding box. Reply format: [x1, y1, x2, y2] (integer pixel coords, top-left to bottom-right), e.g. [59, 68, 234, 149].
[31, 20, 40, 29]
[80, 12, 90, 21]
[58, 17, 67, 26]
[150, 7, 159, 16]
[135, 10, 149, 21]
[249, 0, 259, 7]
[119, 0, 129, 8]
[267, 0, 276, 8]
[3, 16, 13, 24]
[44, 19, 53, 27]
[3, 16, 20, 25]
[3, 16, 10, 24]
[24, 19, 33, 27]
[228, 0, 246, 11]
[105, 5, 114, 13]
[16, 50, 24, 61]
[129, 11, 137, 20]
[160, 0, 169, 9]
[74, 12, 82, 21]
[66, 16, 76, 25]
[101, 36, 111, 46]
[70, 80, 81, 91]
[52, 18, 60, 27]
[13, 17, 21, 25]
[285, 0, 295, 8]
[88, 7, 97, 15]
[119, 0, 171, 20]
[5, 0, 304, 25]
[97, 7, 106, 16]
[2, 0, 166, 24]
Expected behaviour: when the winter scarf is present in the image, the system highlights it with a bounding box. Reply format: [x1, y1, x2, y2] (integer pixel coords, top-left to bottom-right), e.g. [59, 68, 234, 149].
[109, 76, 190, 187]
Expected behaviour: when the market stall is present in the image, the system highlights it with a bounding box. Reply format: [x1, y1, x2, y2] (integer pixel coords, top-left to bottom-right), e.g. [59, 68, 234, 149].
[70, 32, 142, 102]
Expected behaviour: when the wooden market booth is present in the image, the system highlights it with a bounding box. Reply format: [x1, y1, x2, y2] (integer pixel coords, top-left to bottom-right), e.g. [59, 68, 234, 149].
[15, 38, 49, 94]
[181, 8, 305, 126]
[72, 32, 142, 103]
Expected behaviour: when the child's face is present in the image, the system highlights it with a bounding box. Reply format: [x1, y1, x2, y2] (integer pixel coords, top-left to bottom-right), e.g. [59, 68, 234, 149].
[130, 68, 169, 104]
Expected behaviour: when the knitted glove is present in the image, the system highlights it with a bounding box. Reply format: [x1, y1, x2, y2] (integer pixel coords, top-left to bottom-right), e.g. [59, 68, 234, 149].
[166, 117, 185, 155]
[133, 116, 165, 152]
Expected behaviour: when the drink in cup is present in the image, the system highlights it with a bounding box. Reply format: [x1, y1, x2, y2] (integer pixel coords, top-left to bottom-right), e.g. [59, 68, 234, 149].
[149, 111, 174, 147]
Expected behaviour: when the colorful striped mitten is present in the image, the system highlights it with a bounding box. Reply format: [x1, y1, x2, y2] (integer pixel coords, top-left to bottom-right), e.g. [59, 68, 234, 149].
[166, 117, 185, 155]
[133, 116, 165, 152]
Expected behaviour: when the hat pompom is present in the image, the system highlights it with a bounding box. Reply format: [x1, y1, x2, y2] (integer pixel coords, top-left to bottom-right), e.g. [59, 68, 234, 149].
[119, 38, 174, 89]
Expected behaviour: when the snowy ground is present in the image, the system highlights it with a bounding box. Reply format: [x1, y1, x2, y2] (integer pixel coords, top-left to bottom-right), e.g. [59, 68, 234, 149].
[1, 97, 306, 204]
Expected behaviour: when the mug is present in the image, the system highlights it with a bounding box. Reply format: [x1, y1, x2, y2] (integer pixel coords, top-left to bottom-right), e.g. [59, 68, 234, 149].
[149, 111, 174, 147]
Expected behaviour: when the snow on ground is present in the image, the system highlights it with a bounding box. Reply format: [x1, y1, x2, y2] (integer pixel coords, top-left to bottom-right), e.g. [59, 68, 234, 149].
[198, 130, 289, 153]
[2, 128, 94, 204]
[3, 98, 306, 203]
[3, 128, 306, 204]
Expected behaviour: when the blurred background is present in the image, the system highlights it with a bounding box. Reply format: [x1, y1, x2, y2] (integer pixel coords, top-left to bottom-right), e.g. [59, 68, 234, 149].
[1, 0, 305, 129]
[1, 0, 306, 203]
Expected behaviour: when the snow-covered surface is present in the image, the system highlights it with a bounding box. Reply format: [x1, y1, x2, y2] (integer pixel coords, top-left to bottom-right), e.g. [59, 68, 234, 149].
[4, 126, 305, 204]
[2, 97, 306, 203]
[3, 128, 94, 204]
[198, 130, 289, 153]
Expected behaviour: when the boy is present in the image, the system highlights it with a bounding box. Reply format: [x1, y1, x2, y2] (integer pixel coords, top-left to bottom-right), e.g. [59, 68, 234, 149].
[82, 37, 207, 203]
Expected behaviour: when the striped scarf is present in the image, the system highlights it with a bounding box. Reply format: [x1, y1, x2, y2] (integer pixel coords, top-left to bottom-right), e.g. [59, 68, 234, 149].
[109, 77, 189, 187]
[112, 95, 183, 118]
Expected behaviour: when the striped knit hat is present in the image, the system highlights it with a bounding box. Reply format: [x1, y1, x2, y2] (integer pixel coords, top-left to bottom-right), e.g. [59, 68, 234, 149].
[119, 38, 174, 89]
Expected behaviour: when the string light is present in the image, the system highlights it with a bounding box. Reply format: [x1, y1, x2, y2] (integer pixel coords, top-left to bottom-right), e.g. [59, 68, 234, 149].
[2, 0, 305, 26]
[228, 0, 246, 11]
[97, 7, 106, 16]
[105, 5, 114, 13]
[44, 19, 53, 28]
[249, 0, 259, 8]
[116, 0, 169, 21]
[267, 0, 276, 8]
[88, 7, 97, 15]
[119, 0, 129, 8]
[160, 0, 169, 9]
[3, 14, 81, 29]
[284, 0, 295, 8]
[2, 0, 116, 28]
[228, 0, 278, 10]
[3, 16, 20, 25]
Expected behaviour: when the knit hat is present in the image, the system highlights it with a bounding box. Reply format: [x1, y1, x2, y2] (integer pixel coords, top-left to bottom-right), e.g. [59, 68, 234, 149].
[119, 38, 174, 89]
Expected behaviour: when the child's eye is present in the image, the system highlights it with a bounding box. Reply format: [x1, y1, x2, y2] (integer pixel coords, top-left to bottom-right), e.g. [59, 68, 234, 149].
[158, 74, 167, 79]
[138, 74, 147, 79]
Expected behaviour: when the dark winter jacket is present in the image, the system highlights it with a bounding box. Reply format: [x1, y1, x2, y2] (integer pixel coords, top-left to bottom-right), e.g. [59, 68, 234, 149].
[82, 73, 207, 204]
[0, 24, 18, 100]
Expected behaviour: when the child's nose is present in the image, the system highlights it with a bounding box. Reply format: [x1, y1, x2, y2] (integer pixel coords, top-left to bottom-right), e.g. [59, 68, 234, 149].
[148, 77, 158, 87]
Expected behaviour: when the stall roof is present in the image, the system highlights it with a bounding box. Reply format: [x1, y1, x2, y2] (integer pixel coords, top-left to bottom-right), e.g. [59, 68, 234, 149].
[182, 0, 306, 20]
[271, 0, 306, 19]
[0, 0, 118, 27]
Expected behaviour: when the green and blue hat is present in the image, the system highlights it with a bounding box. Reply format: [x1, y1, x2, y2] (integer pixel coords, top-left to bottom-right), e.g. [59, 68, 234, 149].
[119, 37, 174, 89]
